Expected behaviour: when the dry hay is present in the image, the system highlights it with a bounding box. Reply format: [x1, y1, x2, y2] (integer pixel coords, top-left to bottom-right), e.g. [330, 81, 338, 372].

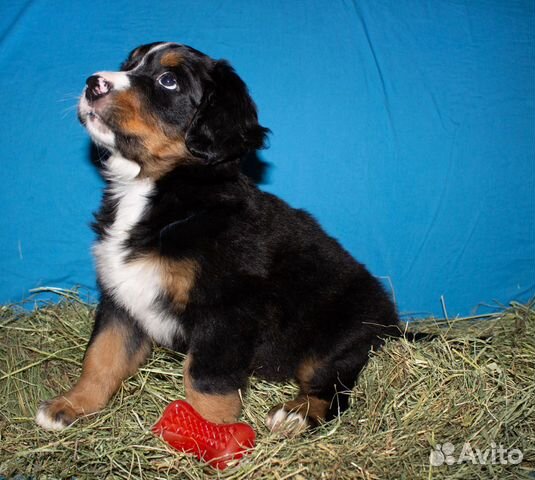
[0, 294, 533, 479]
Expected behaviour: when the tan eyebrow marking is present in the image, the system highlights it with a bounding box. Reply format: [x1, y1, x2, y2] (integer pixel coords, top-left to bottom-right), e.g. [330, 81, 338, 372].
[160, 51, 182, 67]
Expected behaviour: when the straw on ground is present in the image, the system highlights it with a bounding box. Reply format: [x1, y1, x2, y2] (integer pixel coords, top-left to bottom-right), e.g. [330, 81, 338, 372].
[0, 297, 533, 479]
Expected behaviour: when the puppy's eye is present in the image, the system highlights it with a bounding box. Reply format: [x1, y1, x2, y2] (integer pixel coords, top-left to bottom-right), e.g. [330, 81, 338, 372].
[158, 72, 178, 90]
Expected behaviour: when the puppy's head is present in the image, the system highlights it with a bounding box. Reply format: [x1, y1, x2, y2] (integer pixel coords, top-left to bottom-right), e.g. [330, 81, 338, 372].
[78, 42, 268, 178]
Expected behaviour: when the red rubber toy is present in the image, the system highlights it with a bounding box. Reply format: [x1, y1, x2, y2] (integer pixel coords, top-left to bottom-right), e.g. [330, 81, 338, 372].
[152, 400, 256, 470]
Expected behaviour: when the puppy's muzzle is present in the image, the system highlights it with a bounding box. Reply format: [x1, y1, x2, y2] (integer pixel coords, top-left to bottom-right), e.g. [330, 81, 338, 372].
[85, 75, 112, 102]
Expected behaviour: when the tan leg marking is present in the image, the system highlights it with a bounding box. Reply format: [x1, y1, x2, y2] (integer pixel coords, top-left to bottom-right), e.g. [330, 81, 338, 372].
[183, 355, 242, 424]
[266, 357, 329, 434]
[296, 356, 324, 393]
[266, 395, 329, 434]
[36, 324, 150, 430]
[282, 395, 330, 422]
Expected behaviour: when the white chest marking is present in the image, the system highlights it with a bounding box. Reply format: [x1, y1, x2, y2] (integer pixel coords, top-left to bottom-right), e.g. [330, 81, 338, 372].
[93, 156, 181, 346]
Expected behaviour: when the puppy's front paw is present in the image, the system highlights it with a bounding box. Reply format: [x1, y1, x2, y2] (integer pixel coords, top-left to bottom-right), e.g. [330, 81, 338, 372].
[35, 397, 79, 431]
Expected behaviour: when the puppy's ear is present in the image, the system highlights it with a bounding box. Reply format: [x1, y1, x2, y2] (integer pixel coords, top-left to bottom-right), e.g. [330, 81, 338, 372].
[185, 60, 269, 163]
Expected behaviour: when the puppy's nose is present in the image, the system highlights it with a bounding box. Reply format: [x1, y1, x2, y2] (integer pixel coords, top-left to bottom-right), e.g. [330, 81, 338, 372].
[85, 75, 112, 101]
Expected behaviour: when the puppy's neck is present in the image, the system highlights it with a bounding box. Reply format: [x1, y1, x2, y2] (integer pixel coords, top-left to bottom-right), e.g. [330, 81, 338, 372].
[103, 153, 142, 183]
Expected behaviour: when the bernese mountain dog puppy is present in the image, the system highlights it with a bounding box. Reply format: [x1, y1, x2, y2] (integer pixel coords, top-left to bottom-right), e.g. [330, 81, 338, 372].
[36, 42, 399, 433]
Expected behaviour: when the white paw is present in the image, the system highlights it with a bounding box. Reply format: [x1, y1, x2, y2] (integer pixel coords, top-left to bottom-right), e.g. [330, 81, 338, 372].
[266, 407, 308, 434]
[35, 400, 73, 431]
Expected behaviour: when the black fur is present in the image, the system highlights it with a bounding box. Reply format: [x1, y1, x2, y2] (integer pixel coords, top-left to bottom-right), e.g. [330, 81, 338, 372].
[185, 60, 270, 164]
[88, 43, 400, 421]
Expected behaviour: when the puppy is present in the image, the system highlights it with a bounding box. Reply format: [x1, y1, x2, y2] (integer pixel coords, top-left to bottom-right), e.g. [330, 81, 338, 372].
[36, 42, 399, 433]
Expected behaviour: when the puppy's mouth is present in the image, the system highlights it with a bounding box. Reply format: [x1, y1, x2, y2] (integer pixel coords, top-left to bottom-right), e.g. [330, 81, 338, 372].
[86, 110, 101, 121]
[85, 110, 107, 129]
[79, 92, 116, 149]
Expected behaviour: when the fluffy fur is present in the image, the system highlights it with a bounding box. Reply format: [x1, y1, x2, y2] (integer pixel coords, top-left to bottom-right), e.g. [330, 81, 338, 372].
[36, 42, 400, 432]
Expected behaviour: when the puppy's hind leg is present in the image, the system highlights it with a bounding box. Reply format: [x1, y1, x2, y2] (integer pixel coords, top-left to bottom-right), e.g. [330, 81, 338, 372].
[36, 299, 151, 431]
[266, 348, 373, 435]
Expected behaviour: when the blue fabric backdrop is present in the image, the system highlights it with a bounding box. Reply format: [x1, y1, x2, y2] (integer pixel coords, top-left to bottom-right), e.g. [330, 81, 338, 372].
[0, 0, 533, 317]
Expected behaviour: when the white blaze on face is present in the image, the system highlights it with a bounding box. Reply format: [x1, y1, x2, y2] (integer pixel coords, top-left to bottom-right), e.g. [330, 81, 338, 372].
[94, 71, 131, 91]
[128, 42, 174, 73]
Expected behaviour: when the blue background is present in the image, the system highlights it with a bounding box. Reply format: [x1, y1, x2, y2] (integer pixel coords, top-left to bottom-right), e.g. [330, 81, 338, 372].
[0, 0, 533, 317]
